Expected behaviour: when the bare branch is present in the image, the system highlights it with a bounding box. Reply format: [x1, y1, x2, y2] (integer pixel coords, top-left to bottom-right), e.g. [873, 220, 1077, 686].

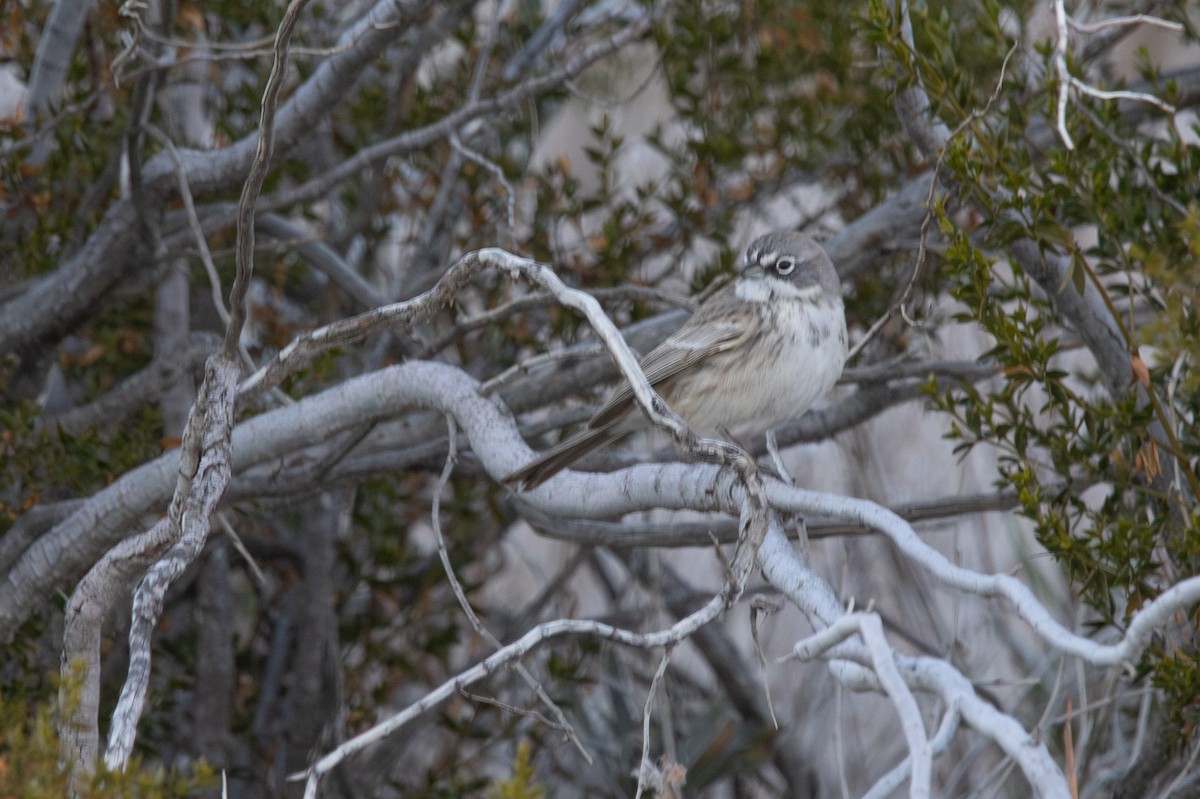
[1069, 12, 1184, 34]
[789, 612, 932, 798]
[295, 602, 729, 798]
[863, 708, 961, 799]
[98, 0, 308, 769]
[256, 213, 388, 309]
[1053, 0, 1179, 150]
[764, 485, 1200, 668]
[756, 525, 1072, 798]
[103, 352, 240, 769]
[634, 648, 674, 799]
[428, 414, 589, 762]
[225, 0, 309, 354]
[450, 132, 517, 249]
[517, 484, 1035, 548]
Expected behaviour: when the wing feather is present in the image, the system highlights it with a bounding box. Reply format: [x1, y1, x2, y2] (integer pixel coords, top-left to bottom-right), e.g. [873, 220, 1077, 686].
[588, 295, 760, 430]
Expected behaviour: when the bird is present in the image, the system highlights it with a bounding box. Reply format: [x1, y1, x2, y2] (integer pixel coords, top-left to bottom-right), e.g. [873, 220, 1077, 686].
[503, 231, 848, 490]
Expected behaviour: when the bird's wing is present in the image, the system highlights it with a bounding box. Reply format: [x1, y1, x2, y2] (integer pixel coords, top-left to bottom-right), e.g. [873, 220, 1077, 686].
[587, 297, 761, 430]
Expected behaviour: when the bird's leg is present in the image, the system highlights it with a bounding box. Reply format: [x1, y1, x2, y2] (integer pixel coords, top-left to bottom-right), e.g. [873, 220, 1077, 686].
[763, 430, 793, 485]
[717, 424, 753, 454]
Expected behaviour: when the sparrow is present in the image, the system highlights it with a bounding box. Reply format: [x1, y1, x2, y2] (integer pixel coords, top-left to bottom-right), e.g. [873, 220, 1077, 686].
[504, 231, 847, 490]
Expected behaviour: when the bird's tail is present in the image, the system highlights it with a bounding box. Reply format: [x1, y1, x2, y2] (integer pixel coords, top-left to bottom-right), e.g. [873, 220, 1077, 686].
[502, 423, 620, 491]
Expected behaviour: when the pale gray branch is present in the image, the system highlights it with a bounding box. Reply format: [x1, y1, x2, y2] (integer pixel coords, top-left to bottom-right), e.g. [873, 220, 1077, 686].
[80, 0, 308, 770]
[757, 526, 1071, 799]
[59, 517, 174, 782]
[103, 352, 240, 769]
[256, 213, 388, 309]
[23, 0, 97, 164]
[517, 485, 1033, 548]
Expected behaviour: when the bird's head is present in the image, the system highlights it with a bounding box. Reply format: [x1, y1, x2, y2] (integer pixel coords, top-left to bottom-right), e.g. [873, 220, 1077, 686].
[740, 231, 841, 301]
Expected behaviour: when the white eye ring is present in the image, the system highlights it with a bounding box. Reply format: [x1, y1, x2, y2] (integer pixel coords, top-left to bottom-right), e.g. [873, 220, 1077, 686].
[774, 258, 796, 276]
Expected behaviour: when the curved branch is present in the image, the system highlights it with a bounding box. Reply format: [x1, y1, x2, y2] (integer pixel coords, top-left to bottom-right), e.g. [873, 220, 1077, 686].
[757, 526, 1069, 798]
[516, 485, 1031, 548]
[765, 484, 1200, 667]
[295, 595, 729, 798]
[13, 351, 1193, 673]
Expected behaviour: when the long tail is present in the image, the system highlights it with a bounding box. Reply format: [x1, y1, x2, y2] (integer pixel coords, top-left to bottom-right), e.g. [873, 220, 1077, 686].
[502, 423, 621, 490]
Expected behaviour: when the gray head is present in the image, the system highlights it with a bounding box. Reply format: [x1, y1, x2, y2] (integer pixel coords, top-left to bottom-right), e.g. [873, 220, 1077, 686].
[742, 231, 842, 299]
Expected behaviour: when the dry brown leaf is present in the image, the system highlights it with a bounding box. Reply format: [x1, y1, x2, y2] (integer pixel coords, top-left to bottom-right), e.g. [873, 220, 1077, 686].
[1130, 354, 1151, 389]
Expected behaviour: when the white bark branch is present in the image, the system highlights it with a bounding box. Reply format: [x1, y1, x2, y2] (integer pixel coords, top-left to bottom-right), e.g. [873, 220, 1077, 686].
[77, 0, 307, 770]
[295, 601, 728, 799]
[28, 348, 1198, 796]
[103, 353, 240, 769]
[863, 707, 961, 799]
[757, 525, 1072, 798]
[1053, 0, 1178, 150]
[765, 485, 1200, 666]
[792, 612, 932, 798]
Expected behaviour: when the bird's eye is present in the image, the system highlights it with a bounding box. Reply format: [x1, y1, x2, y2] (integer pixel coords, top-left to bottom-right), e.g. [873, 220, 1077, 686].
[774, 258, 795, 276]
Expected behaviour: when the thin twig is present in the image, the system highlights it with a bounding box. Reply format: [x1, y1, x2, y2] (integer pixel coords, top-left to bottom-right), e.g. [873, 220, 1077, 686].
[225, 0, 310, 355]
[429, 415, 590, 761]
[763, 430, 793, 486]
[1052, 0, 1177, 150]
[450, 132, 517, 250]
[634, 648, 674, 799]
[295, 601, 730, 798]
[455, 687, 565, 732]
[422, 283, 689, 360]
[481, 345, 608, 395]
[1068, 13, 1183, 34]
[216, 512, 267, 593]
[142, 124, 265, 376]
[850, 41, 1017, 363]
[144, 125, 230, 327]
[749, 596, 781, 730]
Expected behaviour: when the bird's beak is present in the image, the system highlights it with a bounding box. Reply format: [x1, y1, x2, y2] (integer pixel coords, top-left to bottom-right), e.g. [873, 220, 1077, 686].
[739, 262, 766, 278]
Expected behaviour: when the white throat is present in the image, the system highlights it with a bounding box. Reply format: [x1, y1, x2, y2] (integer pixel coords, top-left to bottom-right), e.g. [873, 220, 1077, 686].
[734, 275, 824, 304]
